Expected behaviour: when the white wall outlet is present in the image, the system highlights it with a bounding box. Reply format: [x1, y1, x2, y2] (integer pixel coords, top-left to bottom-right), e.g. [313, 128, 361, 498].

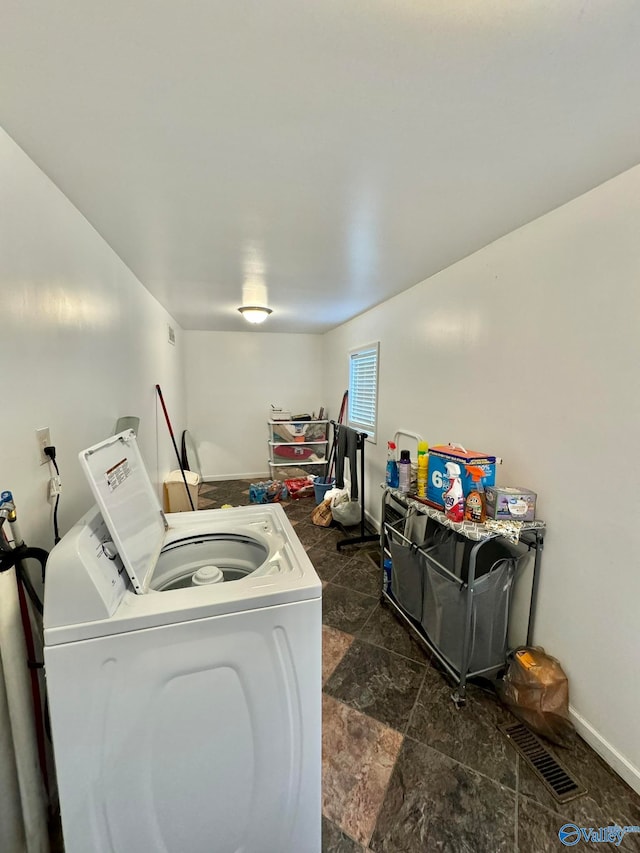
[36, 427, 51, 465]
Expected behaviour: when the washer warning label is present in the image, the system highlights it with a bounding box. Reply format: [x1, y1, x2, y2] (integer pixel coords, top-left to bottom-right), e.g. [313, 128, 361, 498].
[105, 458, 131, 491]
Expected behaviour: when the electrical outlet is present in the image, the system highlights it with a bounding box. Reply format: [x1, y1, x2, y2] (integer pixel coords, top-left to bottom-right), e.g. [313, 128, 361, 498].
[36, 427, 51, 465]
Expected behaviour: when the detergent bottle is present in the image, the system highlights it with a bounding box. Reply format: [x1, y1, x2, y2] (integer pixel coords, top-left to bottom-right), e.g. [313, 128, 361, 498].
[385, 441, 399, 489]
[464, 465, 486, 523]
[443, 462, 465, 522]
[417, 441, 429, 498]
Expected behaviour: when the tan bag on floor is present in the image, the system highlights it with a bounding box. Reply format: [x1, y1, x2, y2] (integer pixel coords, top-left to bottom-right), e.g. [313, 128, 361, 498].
[498, 646, 574, 745]
[311, 499, 333, 527]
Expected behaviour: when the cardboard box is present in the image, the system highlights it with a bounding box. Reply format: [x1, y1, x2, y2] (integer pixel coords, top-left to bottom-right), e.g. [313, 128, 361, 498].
[426, 444, 496, 509]
[485, 487, 537, 521]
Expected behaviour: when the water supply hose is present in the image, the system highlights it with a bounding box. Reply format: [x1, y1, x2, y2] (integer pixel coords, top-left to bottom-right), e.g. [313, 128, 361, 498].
[0, 492, 50, 801]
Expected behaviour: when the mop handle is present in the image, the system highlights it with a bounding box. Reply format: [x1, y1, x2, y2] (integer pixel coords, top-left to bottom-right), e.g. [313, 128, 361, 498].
[155, 384, 196, 511]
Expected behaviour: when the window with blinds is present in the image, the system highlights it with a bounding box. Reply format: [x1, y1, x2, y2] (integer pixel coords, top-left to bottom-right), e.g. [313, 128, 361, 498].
[347, 342, 379, 442]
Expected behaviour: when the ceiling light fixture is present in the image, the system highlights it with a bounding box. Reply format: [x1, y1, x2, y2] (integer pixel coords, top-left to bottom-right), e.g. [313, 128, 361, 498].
[237, 305, 272, 324]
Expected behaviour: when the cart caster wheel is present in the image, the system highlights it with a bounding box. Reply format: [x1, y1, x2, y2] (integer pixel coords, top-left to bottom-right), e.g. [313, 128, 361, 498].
[451, 692, 466, 709]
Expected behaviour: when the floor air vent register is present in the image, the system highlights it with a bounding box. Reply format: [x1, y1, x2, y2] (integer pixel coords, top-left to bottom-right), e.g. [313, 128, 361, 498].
[499, 722, 587, 804]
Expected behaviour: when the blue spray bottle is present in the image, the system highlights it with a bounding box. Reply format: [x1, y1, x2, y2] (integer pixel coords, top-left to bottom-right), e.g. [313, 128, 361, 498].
[386, 441, 399, 489]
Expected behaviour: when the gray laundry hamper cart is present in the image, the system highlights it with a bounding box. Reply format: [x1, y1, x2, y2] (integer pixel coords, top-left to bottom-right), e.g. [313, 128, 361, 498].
[380, 487, 546, 706]
[388, 516, 457, 622]
[421, 547, 518, 675]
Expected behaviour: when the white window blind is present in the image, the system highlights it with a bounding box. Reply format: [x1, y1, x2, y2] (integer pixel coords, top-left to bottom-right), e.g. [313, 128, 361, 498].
[348, 342, 379, 442]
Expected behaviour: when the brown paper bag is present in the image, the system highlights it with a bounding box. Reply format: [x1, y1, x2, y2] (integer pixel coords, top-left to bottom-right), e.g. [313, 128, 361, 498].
[311, 499, 333, 527]
[498, 646, 574, 745]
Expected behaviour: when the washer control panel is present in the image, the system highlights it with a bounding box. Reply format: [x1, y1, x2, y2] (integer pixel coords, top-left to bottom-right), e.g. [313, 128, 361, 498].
[44, 505, 130, 630]
[81, 510, 129, 613]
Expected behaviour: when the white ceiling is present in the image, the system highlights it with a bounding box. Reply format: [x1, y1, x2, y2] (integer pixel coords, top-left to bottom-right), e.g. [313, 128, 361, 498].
[2, 1, 640, 333]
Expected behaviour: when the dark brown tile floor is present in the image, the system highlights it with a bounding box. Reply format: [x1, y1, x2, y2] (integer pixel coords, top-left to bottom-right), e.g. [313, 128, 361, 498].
[48, 479, 640, 852]
[201, 480, 640, 853]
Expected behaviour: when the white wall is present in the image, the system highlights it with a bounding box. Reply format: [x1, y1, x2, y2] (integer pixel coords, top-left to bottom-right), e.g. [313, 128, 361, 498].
[1, 128, 187, 549]
[185, 331, 324, 480]
[0, 126, 187, 850]
[322, 164, 640, 793]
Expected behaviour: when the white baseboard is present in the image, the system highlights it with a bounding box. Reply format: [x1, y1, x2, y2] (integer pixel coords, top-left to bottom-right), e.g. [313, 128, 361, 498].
[569, 705, 640, 796]
[201, 473, 269, 483]
[364, 507, 380, 534]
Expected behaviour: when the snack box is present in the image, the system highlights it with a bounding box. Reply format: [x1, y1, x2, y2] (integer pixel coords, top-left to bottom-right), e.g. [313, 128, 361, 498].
[426, 444, 496, 509]
[485, 487, 537, 522]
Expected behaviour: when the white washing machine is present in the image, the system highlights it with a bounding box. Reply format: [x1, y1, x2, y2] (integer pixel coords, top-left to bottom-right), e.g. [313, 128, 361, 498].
[43, 431, 322, 853]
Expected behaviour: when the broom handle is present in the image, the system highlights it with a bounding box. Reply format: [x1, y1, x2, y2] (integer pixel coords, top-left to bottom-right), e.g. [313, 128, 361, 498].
[327, 390, 348, 480]
[155, 384, 196, 511]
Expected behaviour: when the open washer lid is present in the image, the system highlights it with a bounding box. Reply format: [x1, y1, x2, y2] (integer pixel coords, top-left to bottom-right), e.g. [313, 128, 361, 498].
[79, 430, 166, 593]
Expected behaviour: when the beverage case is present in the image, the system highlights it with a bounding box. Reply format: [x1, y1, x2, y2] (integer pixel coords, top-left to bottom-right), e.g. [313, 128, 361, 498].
[427, 444, 496, 509]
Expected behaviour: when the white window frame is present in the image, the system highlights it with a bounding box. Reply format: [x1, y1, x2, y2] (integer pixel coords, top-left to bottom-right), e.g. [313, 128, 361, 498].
[347, 341, 379, 443]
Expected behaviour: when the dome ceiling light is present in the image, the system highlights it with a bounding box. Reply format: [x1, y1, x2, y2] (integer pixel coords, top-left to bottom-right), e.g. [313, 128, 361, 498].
[237, 305, 272, 324]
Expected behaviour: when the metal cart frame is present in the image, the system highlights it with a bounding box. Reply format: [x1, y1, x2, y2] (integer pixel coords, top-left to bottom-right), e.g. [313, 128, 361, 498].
[380, 487, 545, 706]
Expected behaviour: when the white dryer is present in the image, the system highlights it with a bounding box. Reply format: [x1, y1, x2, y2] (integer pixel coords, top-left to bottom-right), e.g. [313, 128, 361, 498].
[43, 431, 322, 853]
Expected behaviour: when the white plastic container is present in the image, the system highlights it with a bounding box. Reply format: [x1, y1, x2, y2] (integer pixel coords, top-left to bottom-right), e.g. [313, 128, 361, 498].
[163, 469, 200, 512]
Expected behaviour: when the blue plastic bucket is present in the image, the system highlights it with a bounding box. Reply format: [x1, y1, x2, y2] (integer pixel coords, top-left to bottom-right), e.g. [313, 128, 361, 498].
[313, 477, 335, 505]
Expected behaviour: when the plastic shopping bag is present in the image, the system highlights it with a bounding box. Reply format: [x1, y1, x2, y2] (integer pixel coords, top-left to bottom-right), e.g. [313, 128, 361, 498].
[331, 499, 361, 527]
[327, 487, 349, 508]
